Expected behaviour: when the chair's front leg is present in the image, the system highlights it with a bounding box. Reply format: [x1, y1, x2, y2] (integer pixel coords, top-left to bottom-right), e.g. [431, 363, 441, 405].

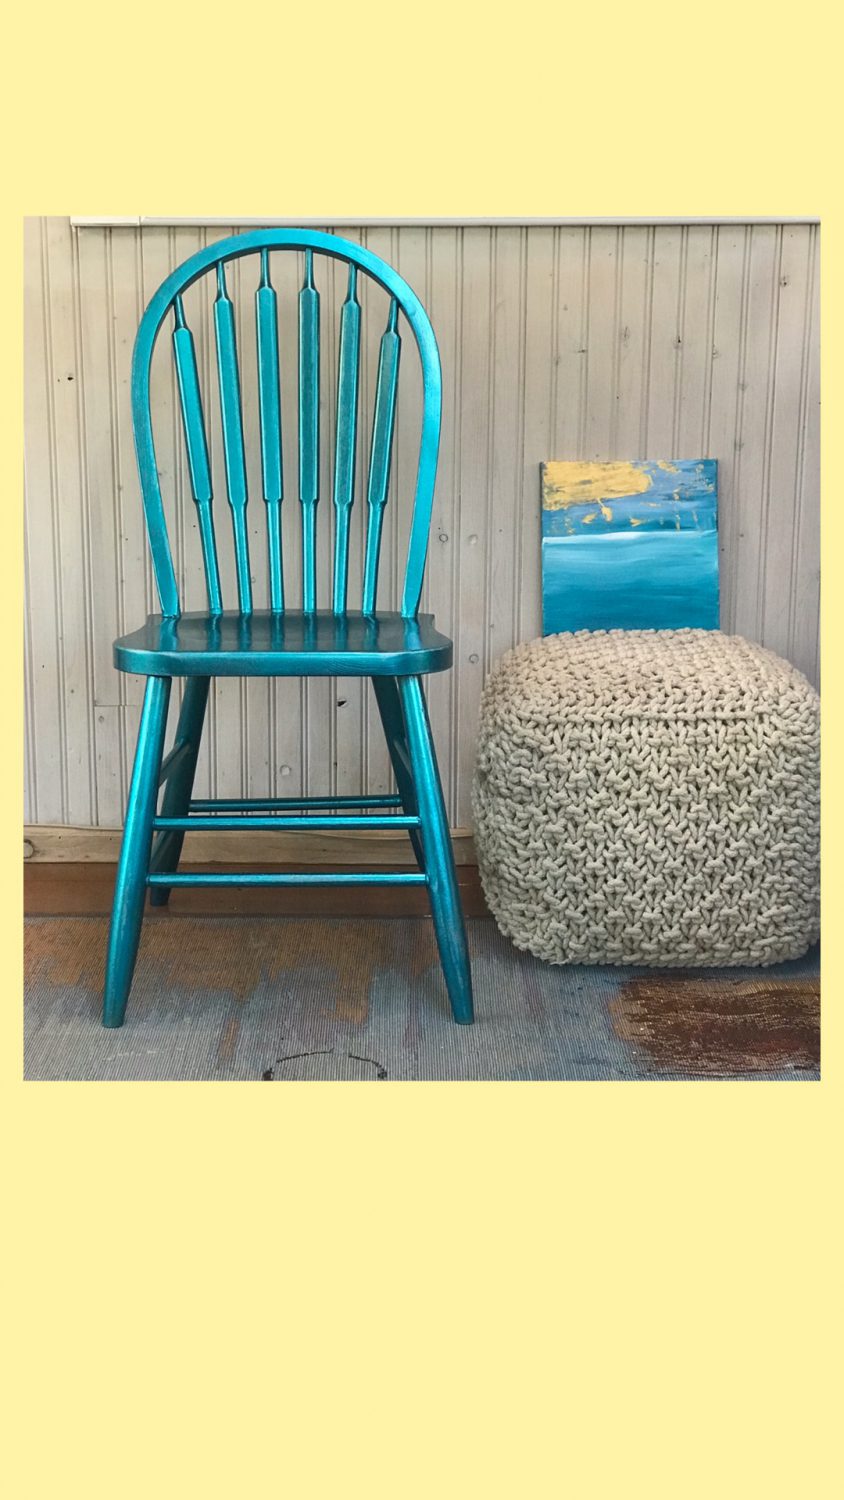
[149, 675, 210, 906]
[398, 675, 474, 1024]
[371, 676, 426, 870]
[102, 674, 172, 1027]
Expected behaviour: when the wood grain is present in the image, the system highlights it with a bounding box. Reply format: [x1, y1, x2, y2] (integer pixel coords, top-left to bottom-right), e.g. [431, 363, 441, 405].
[24, 823, 477, 866]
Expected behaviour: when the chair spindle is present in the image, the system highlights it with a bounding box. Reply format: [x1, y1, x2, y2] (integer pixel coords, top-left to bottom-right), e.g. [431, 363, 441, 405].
[170, 251, 408, 618]
[172, 297, 223, 614]
[332, 264, 361, 614]
[255, 250, 284, 611]
[362, 299, 401, 613]
[299, 250, 320, 612]
[214, 262, 252, 614]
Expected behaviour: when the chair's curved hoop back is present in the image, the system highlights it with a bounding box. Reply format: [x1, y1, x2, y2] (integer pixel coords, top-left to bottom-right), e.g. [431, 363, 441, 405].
[131, 229, 443, 621]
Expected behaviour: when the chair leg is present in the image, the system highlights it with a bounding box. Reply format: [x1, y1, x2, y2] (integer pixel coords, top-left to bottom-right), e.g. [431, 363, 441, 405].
[149, 676, 210, 906]
[103, 675, 172, 1028]
[371, 676, 426, 870]
[398, 675, 474, 1024]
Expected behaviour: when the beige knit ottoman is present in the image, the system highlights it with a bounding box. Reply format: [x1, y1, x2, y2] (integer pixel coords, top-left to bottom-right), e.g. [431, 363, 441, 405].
[472, 630, 819, 967]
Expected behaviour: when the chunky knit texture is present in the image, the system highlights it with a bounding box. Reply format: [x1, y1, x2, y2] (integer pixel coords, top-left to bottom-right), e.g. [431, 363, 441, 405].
[472, 630, 819, 967]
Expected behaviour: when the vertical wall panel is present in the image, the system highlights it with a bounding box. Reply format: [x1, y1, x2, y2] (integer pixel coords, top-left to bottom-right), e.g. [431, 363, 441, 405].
[584, 226, 621, 456]
[732, 225, 781, 643]
[455, 229, 493, 826]
[358, 226, 395, 800]
[487, 227, 526, 673]
[706, 225, 748, 630]
[790, 224, 820, 685]
[519, 227, 557, 649]
[425, 226, 461, 812]
[77, 226, 124, 825]
[24, 217, 64, 824]
[325, 228, 364, 800]
[761, 226, 815, 664]
[550, 227, 588, 456]
[677, 226, 717, 455]
[24, 218, 821, 833]
[646, 225, 684, 455]
[614, 227, 651, 454]
[273, 241, 306, 799]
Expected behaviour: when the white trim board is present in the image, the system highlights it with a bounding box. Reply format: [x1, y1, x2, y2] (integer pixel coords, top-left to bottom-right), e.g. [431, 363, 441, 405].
[71, 216, 821, 228]
[24, 824, 477, 866]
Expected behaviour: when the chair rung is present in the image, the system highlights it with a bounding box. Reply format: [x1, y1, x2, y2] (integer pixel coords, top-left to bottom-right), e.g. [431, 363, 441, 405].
[189, 795, 403, 812]
[153, 815, 419, 831]
[146, 871, 428, 887]
[158, 740, 191, 785]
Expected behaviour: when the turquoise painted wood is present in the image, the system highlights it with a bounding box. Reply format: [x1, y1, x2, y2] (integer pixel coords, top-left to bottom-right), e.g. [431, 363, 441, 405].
[363, 301, 401, 613]
[172, 299, 222, 614]
[332, 265, 361, 614]
[103, 229, 473, 1029]
[147, 872, 428, 888]
[190, 795, 402, 810]
[148, 675, 209, 906]
[102, 675, 171, 1027]
[299, 249, 320, 614]
[371, 675, 425, 870]
[255, 250, 284, 612]
[399, 676, 473, 1025]
[153, 814, 420, 830]
[214, 263, 252, 614]
[114, 610, 451, 676]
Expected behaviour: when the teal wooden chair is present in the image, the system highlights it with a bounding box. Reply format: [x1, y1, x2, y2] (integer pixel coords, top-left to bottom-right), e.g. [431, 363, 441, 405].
[104, 229, 473, 1027]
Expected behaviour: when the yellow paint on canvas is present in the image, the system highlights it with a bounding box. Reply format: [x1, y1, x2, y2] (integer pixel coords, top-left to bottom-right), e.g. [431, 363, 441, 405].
[542, 460, 653, 521]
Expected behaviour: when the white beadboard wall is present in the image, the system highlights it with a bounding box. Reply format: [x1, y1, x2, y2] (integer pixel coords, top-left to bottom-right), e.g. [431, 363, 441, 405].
[24, 218, 820, 832]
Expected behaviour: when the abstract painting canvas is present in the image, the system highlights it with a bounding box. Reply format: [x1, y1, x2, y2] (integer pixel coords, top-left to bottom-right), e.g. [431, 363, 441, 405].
[540, 459, 719, 634]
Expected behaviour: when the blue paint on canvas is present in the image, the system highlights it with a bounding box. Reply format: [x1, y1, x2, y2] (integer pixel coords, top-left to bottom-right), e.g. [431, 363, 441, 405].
[540, 459, 719, 634]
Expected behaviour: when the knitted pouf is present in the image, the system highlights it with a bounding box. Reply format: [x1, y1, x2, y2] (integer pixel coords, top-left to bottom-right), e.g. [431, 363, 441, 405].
[472, 630, 819, 967]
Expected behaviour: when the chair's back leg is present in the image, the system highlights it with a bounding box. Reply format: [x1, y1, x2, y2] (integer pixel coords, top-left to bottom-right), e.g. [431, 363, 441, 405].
[371, 676, 425, 870]
[103, 675, 172, 1027]
[398, 675, 474, 1024]
[149, 676, 210, 906]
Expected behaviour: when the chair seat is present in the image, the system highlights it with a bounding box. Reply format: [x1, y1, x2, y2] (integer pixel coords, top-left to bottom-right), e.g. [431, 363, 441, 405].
[113, 610, 453, 677]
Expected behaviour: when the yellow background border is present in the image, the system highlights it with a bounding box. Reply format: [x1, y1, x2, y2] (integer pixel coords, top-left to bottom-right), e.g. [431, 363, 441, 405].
[4, 3, 838, 1495]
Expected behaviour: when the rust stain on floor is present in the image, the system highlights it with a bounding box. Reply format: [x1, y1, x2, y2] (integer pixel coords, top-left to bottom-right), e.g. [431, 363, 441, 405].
[26, 919, 820, 1078]
[610, 973, 820, 1075]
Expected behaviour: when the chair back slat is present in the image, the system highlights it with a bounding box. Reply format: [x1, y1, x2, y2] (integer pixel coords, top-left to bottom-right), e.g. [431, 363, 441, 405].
[255, 250, 284, 611]
[172, 296, 223, 614]
[332, 264, 361, 614]
[362, 300, 401, 614]
[132, 230, 442, 621]
[214, 263, 253, 614]
[298, 250, 320, 613]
